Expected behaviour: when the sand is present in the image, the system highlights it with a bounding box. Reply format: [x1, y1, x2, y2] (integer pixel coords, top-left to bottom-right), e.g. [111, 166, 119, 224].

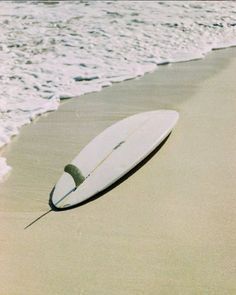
[0, 48, 236, 294]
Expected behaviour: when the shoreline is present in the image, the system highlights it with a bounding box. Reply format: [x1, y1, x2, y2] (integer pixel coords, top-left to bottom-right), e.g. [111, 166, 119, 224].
[1, 44, 236, 183]
[1, 47, 236, 294]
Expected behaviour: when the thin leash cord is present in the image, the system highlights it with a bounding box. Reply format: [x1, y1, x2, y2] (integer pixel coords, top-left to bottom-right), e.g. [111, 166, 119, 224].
[24, 209, 53, 230]
[24, 187, 77, 230]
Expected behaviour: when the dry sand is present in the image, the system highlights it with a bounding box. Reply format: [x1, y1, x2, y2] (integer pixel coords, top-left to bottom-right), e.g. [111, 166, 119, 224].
[0, 48, 236, 294]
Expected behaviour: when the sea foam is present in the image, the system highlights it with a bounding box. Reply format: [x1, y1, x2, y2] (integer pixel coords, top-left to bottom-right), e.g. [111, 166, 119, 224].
[1, 1, 236, 181]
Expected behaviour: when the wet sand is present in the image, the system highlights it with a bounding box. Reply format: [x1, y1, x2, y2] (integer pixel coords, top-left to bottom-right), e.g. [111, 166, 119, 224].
[1, 48, 236, 294]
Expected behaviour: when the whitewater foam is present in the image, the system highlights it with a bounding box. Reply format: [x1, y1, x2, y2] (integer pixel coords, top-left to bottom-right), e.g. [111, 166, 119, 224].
[1, 1, 236, 181]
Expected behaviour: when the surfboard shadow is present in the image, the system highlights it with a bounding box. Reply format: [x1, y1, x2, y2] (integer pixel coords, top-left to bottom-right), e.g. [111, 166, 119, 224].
[49, 133, 171, 212]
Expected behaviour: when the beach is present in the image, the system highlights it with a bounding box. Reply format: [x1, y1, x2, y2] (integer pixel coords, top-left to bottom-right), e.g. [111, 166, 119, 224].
[1, 47, 236, 294]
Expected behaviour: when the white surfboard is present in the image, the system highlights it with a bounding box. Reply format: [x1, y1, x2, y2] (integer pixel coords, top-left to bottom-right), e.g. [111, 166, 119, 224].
[50, 110, 179, 209]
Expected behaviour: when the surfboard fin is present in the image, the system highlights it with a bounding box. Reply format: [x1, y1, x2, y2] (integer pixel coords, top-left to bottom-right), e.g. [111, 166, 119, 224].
[64, 164, 85, 188]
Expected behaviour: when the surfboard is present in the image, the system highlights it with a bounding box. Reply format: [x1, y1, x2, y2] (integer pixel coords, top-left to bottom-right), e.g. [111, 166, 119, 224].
[50, 110, 179, 209]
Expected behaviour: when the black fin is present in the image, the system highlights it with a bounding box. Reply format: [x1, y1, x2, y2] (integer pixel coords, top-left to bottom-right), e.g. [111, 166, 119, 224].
[64, 164, 85, 187]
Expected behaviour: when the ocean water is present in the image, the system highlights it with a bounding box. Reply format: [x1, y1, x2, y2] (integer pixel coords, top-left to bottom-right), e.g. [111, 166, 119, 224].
[1, 1, 236, 181]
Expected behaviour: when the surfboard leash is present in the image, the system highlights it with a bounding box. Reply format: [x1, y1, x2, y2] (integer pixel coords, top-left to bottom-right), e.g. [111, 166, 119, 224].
[24, 209, 53, 230]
